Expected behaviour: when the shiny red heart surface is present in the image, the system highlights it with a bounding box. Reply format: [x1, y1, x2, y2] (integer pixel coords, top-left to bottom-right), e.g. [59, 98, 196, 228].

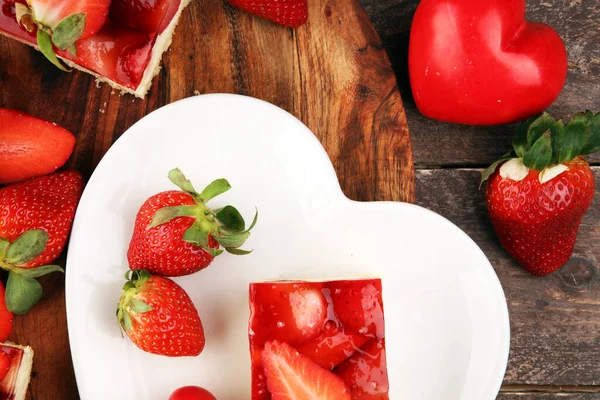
[409, 0, 568, 125]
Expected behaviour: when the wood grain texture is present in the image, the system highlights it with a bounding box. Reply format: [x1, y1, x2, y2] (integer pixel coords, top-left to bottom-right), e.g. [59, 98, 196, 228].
[0, 0, 413, 399]
[361, 0, 600, 167]
[416, 168, 600, 386]
[498, 394, 600, 399]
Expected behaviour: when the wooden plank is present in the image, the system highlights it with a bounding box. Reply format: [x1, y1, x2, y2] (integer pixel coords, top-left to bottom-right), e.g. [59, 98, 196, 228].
[498, 394, 600, 399]
[416, 168, 600, 386]
[361, 0, 600, 166]
[0, 0, 413, 398]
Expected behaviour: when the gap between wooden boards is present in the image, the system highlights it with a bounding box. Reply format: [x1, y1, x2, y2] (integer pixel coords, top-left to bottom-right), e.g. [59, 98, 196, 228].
[501, 385, 600, 393]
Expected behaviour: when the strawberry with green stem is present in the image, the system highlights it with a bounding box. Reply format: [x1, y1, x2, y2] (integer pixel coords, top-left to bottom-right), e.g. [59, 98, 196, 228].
[0, 171, 83, 314]
[117, 269, 205, 357]
[127, 168, 257, 277]
[482, 111, 599, 276]
[15, 0, 110, 70]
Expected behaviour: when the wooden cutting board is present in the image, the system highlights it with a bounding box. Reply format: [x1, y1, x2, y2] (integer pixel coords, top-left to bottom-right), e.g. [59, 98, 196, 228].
[0, 0, 414, 398]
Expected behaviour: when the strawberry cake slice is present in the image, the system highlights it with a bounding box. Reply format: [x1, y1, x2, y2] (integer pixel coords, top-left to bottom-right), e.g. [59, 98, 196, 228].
[249, 278, 389, 399]
[0, 0, 190, 98]
[0, 343, 33, 400]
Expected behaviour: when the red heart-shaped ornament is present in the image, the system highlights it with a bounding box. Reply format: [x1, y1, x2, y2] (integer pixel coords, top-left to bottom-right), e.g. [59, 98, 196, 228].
[408, 0, 568, 125]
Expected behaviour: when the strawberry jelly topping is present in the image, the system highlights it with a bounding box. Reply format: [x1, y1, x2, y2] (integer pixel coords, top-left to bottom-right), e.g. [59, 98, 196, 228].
[0, 345, 24, 397]
[249, 279, 388, 400]
[0, 0, 180, 89]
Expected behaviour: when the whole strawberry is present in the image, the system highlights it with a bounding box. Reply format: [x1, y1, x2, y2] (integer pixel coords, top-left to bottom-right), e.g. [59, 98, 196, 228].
[0, 171, 83, 313]
[227, 0, 308, 28]
[116, 269, 205, 357]
[482, 111, 599, 276]
[127, 168, 257, 277]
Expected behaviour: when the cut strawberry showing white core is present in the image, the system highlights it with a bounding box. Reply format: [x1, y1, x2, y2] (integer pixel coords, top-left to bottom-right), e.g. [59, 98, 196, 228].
[0, 0, 190, 98]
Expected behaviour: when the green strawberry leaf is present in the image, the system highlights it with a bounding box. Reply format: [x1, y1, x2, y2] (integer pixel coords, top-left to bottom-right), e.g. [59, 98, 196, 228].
[147, 205, 198, 229]
[216, 205, 245, 232]
[199, 178, 231, 203]
[121, 310, 133, 331]
[5, 271, 43, 315]
[36, 30, 70, 72]
[130, 299, 153, 313]
[206, 248, 224, 257]
[68, 45, 77, 57]
[168, 168, 200, 197]
[0, 238, 9, 257]
[11, 265, 64, 278]
[513, 116, 538, 157]
[581, 111, 600, 155]
[526, 113, 556, 148]
[558, 119, 588, 162]
[226, 247, 253, 255]
[549, 119, 566, 165]
[5, 229, 48, 266]
[183, 223, 210, 248]
[523, 131, 552, 170]
[52, 13, 86, 50]
[215, 231, 250, 248]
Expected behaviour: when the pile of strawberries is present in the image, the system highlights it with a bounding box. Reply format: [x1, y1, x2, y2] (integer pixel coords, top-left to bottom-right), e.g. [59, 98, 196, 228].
[117, 168, 256, 357]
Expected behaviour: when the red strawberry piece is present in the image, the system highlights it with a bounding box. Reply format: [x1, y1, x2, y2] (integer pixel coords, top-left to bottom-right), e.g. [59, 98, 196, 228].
[74, 22, 153, 88]
[334, 338, 389, 400]
[483, 111, 599, 276]
[127, 168, 257, 277]
[0, 351, 9, 382]
[250, 282, 327, 346]
[16, 0, 110, 70]
[26, 0, 110, 39]
[117, 270, 205, 357]
[0, 108, 75, 185]
[261, 340, 351, 399]
[169, 386, 217, 400]
[0, 282, 13, 343]
[0, 171, 83, 314]
[329, 279, 385, 338]
[297, 320, 370, 370]
[110, 0, 181, 35]
[227, 0, 308, 28]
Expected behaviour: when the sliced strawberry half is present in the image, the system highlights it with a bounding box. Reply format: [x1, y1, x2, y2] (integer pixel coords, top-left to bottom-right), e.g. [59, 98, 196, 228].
[334, 338, 390, 399]
[262, 340, 351, 399]
[297, 320, 370, 370]
[15, 0, 110, 70]
[0, 108, 75, 185]
[329, 279, 385, 338]
[250, 282, 327, 346]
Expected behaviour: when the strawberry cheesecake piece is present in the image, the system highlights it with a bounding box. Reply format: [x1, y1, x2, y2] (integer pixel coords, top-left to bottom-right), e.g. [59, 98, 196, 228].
[0, 0, 190, 98]
[0, 343, 33, 400]
[249, 278, 389, 399]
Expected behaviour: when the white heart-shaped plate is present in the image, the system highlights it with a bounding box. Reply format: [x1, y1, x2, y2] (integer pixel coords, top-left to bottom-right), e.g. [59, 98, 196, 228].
[66, 94, 510, 400]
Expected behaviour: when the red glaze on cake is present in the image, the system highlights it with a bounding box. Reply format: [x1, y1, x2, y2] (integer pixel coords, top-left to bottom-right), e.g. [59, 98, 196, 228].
[0, 343, 33, 400]
[0, 0, 189, 97]
[249, 278, 389, 400]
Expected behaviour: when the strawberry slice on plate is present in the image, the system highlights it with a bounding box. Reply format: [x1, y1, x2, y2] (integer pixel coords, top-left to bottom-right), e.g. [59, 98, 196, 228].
[0, 108, 75, 185]
[250, 282, 328, 346]
[262, 340, 351, 399]
[334, 338, 389, 399]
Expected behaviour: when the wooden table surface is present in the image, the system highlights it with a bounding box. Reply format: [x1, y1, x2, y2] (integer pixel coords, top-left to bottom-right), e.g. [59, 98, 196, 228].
[0, 0, 598, 399]
[361, 0, 600, 398]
